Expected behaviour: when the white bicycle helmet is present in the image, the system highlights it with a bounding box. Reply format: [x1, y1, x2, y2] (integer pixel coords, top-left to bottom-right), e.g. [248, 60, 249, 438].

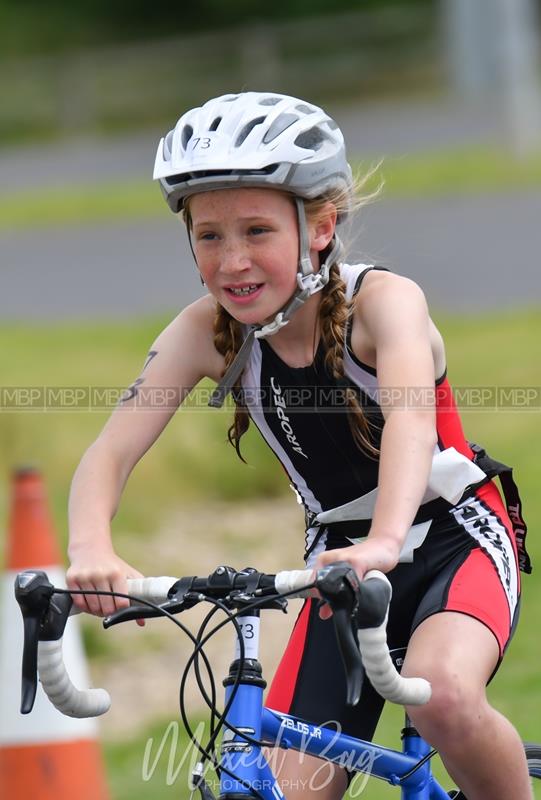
[153, 92, 352, 407]
[153, 91, 352, 213]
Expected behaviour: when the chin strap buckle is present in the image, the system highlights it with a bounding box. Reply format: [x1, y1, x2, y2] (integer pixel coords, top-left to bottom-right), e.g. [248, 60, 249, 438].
[254, 312, 288, 340]
[297, 268, 329, 295]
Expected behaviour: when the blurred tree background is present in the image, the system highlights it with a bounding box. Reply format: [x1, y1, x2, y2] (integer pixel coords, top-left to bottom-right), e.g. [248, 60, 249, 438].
[0, 0, 433, 53]
[0, 0, 443, 143]
[2, 0, 539, 148]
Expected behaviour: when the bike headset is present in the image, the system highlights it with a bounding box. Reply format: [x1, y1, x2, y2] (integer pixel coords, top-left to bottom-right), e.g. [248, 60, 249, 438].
[153, 91, 353, 407]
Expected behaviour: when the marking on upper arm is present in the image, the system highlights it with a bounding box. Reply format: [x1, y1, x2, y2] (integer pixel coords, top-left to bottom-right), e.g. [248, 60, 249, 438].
[120, 350, 158, 403]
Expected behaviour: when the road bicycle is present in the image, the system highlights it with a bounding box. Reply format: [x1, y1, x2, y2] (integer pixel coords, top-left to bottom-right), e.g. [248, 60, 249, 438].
[14, 563, 541, 799]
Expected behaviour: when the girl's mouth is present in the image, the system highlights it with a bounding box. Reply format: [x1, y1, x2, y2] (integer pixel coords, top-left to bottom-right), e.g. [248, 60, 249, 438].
[225, 284, 264, 303]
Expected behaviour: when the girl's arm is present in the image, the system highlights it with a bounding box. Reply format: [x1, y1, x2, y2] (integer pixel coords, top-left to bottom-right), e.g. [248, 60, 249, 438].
[317, 272, 442, 579]
[67, 295, 224, 616]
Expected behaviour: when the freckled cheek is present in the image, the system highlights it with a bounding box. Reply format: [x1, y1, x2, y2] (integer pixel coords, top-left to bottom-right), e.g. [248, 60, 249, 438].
[194, 253, 217, 284]
[264, 243, 298, 288]
[202, 271, 221, 292]
[278, 257, 300, 294]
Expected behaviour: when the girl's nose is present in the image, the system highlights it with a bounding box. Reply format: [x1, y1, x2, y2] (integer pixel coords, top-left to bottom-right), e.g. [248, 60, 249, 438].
[221, 241, 251, 274]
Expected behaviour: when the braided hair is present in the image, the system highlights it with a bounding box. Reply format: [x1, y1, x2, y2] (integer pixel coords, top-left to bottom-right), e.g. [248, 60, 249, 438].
[212, 306, 251, 461]
[318, 263, 379, 456]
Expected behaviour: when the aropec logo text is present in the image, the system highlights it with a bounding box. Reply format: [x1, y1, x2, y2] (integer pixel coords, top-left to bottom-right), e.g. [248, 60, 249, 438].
[270, 377, 308, 459]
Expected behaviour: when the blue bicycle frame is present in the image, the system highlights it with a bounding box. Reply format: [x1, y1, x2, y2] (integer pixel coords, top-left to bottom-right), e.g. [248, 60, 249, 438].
[217, 610, 450, 800]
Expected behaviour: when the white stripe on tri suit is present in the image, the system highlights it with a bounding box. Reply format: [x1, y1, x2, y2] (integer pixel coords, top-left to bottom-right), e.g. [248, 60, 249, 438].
[451, 495, 518, 616]
[241, 338, 325, 559]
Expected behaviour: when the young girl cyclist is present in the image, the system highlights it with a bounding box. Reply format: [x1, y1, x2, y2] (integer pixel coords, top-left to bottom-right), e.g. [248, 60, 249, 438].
[67, 92, 532, 799]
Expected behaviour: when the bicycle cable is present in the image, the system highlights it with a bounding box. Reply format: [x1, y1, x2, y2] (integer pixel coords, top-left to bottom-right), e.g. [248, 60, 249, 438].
[59, 588, 262, 798]
[181, 598, 274, 800]
[398, 748, 438, 782]
[190, 605, 223, 762]
[58, 581, 319, 800]
[182, 582, 319, 753]
[175, 583, 319, 798]
[179, 598, 244, 773]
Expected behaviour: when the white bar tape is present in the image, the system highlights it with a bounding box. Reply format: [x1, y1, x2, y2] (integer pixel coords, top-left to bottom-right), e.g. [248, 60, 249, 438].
[357, 623, 431, 705]
[125, 576, 178, 605]
[274, 569, 314, 597]
[37, 576, 178, 718]
[38, 640, 111, 718]
[358, 571, 431, 706]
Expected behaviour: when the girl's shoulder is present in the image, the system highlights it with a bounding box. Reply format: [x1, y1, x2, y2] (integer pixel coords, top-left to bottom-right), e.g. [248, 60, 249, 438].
[346, 266, 428, 319]
[339, 262, 420, 303]
[153, 294, 225, 383]
[345, 266, 446, 374]
[180, 293, 218, 327]
[155, 294, 216, 345]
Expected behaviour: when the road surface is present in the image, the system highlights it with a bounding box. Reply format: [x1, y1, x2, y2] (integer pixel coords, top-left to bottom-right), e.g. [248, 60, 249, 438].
[1, 97, 539, 319]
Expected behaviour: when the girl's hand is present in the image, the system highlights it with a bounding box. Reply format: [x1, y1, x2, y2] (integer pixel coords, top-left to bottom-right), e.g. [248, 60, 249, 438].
[66, 547, 146, 626]
[315, 536, 400, 619]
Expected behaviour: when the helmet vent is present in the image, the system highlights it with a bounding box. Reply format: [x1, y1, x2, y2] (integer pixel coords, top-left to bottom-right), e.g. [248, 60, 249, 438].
[259, 96, 282, 106]
[262, 113, 299, 144]
[209, 117, 222, 131]
[294, 126, 326, 151]
[163, 130, 174, 158]
[163, 164, 280, 187]
[181, 124, 194, 151]
[295, 104, 316, 115]
[235, 116, 266, 146]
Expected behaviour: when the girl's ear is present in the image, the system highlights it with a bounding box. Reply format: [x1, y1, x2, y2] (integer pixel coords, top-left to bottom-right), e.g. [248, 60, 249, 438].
[309, 203, 338, 252]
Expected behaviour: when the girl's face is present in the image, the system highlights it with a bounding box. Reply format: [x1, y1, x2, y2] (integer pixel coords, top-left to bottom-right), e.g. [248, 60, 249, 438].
[189, 188, 333, 325]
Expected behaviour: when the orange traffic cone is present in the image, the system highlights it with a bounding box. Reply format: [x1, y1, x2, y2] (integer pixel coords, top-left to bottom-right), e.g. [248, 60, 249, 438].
[0, 467, 110, 799]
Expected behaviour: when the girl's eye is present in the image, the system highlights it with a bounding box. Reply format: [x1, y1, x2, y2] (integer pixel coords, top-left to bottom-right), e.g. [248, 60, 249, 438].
[249, 226, 269, 236]
[198, 232, 218, 241]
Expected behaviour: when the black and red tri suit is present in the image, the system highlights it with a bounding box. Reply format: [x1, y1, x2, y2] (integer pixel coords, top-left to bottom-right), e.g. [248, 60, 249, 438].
[238, 263, 530, 740]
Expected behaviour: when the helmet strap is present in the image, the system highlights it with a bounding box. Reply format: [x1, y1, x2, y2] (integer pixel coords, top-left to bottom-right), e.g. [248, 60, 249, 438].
[186, 225, 206, 285]
[296, 196, 314, 278]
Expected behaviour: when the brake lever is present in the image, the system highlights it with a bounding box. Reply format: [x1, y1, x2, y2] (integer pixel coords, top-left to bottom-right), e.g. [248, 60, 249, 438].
[103, 596, 200, 628]
[316, 561, 364, 706]
[331, 604, 364, 706]
[14, 570, 73, 714]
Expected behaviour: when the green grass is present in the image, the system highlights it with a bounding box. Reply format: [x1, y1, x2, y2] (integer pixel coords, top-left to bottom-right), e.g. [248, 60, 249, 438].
[104, 715, 223, 800]
[1, 307, 540, 551]
[373, 146, 541, 198]
[1, 146, 540, 231]
[0, 315, 286, 552]
[0, 179, 164, 231]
